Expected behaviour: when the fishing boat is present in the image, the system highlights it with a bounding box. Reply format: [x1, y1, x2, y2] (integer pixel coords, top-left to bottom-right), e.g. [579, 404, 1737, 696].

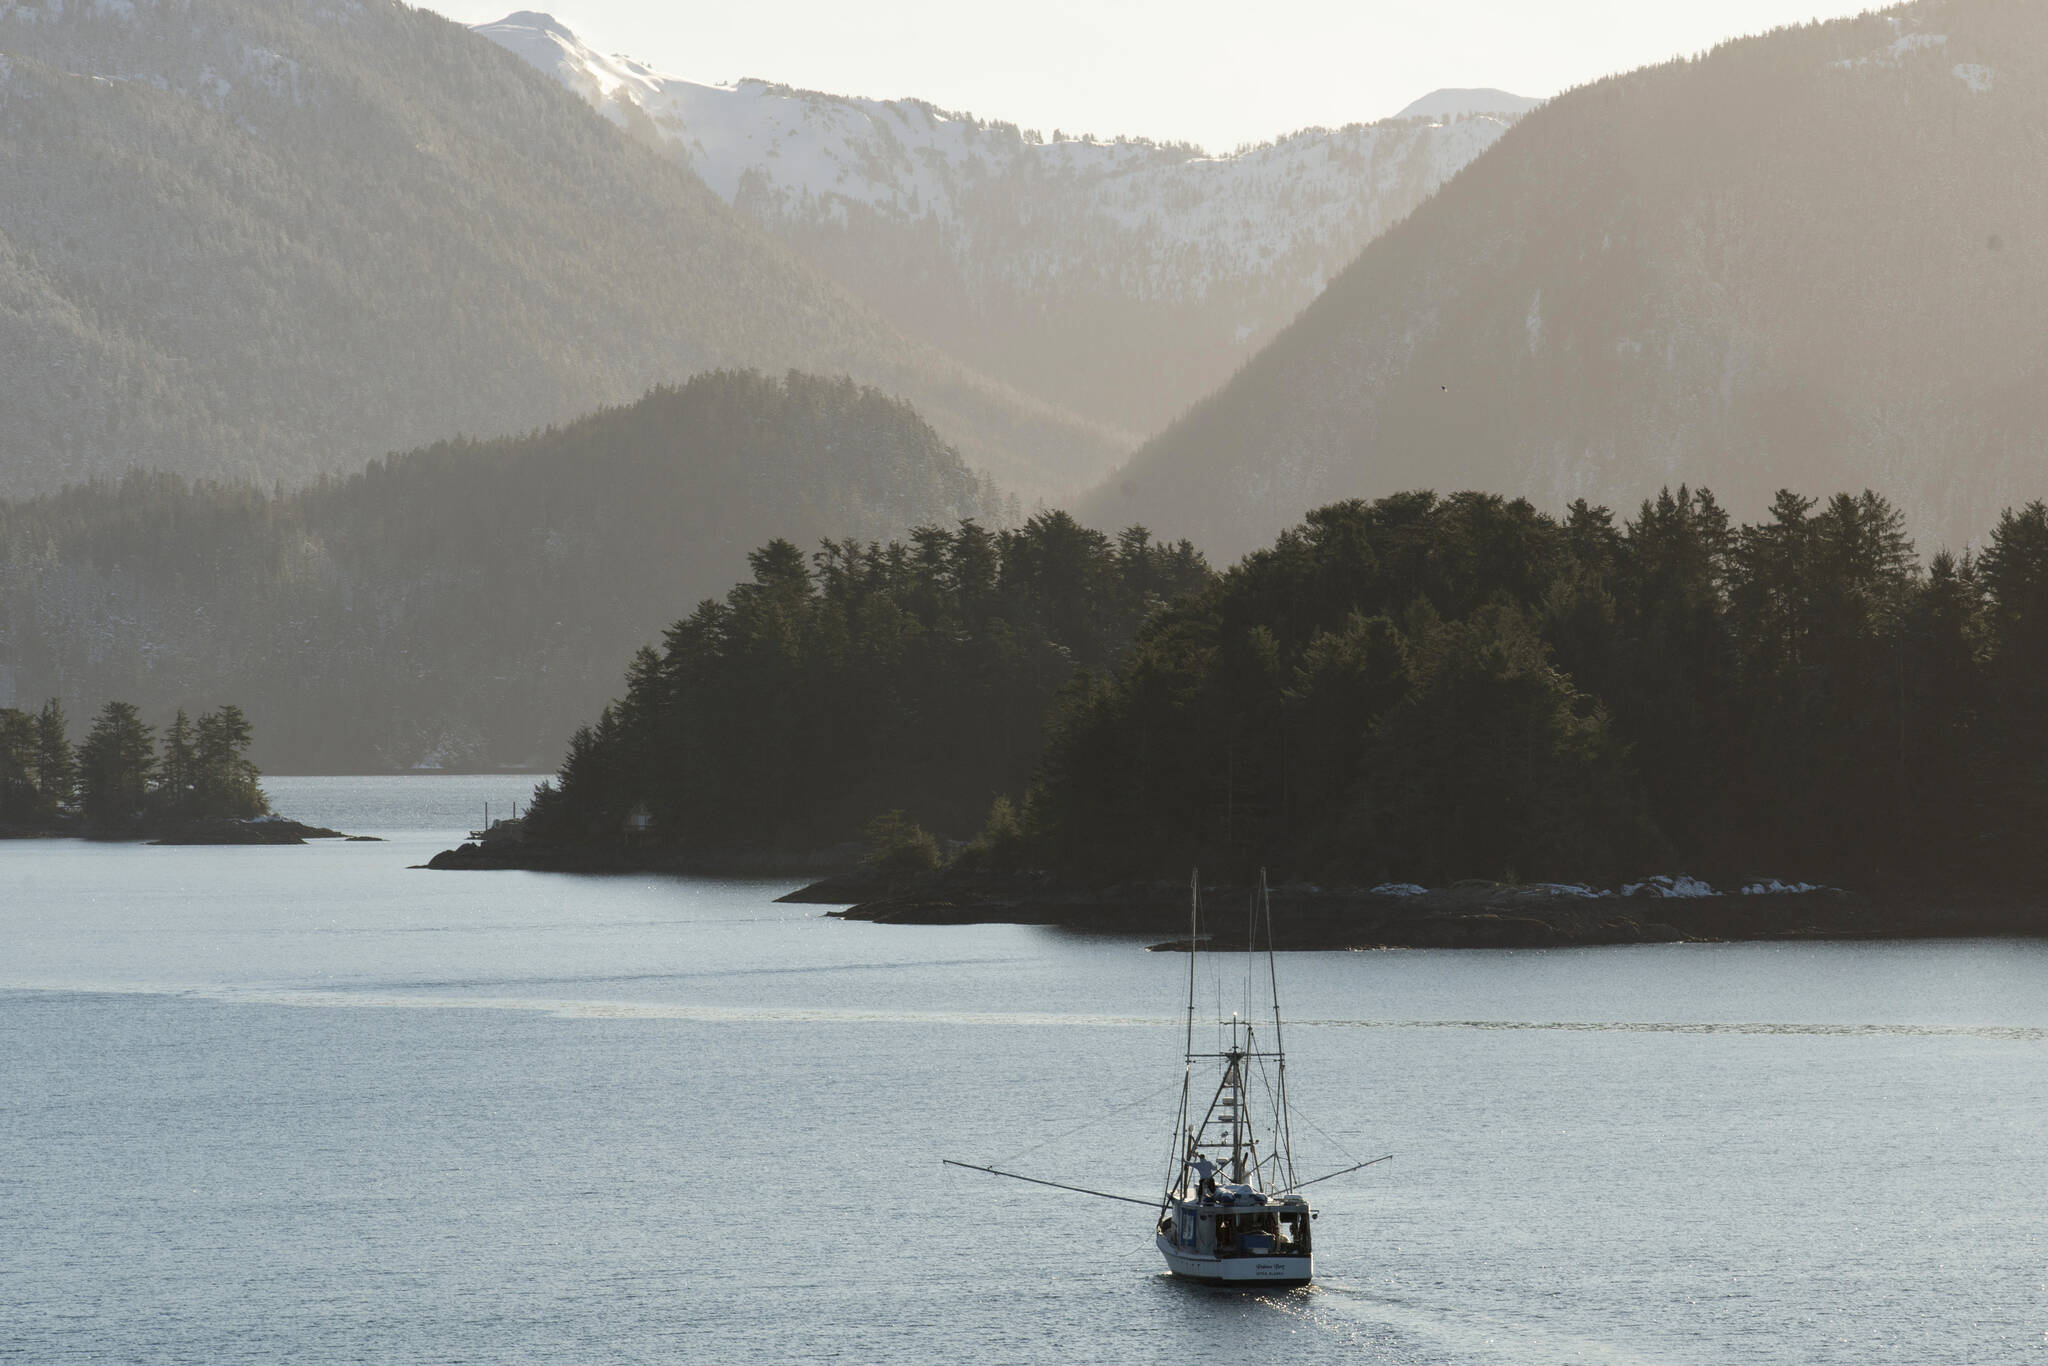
[1153, 870, 1315, 1287]
[944, 870, 1386, 1288]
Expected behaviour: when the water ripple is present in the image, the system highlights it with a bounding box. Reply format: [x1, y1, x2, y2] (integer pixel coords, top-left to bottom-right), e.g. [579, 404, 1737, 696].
[4, 985, 2043, 1042]
[1299, 1018, 2048, 1042]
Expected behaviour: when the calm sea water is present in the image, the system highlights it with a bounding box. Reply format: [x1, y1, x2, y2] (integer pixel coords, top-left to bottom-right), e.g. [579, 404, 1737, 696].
[3, 775, 2045, 1363]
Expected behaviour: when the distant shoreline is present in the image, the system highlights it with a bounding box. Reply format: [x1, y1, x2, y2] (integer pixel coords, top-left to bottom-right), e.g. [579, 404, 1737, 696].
[2, 817, 368, 845]
[420, 841, 859, 879]
[808, 880, 2048, 951]
[420, 844, 2048, 949]
[261, 769, 546, 779]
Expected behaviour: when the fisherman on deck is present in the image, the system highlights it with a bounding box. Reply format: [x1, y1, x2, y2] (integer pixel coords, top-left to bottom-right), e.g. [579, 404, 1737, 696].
[1190, 1153, 1219, 1200]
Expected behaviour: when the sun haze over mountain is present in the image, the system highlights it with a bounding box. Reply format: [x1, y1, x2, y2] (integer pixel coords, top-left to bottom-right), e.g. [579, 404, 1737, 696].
[0, 0, 1121, 500]
[1088, 0, 2046, 559]
[1394, 89, 1544, 119]
[426, 0, 1876, 154]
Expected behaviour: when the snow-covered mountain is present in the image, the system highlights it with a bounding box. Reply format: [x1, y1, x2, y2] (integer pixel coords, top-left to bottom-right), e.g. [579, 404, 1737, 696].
[477, 11, 1533, 434]
[1395, 88, 1544, 119]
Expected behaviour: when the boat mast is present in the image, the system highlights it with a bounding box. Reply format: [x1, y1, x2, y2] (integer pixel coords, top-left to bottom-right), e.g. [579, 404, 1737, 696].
[1166, 869, 1296, 1199]
[1262, 868, 1298, 1191]
[1240, 879, 1256, 1183]
[1163, 870, 1200, 1204]
[1228, 1025, 1248, 1183]
[1185, 869, 1198, 1087]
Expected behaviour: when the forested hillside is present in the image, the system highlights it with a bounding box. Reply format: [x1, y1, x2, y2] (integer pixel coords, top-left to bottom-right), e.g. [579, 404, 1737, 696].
[1089, 0, 2048, 559]
[481, 11, 1529, 435]
[0, 0, 1120, 500]
[519, 513, 1209, 853]
[0, 372, 1000, 771]
[528, 486, 2048, 892]
[1025, 489, 2048, 888]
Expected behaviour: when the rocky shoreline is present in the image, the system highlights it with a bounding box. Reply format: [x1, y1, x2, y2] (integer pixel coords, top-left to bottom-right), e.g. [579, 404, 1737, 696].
[149, 817, 359, 845]
[419, 836, 2047, 949]
[421, 839, 860, 877]
[789, 873, 2048, 951]
[6, 816, 365, 844]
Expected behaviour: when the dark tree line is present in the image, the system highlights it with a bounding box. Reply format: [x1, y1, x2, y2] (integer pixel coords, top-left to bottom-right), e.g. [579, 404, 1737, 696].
[1023, 490, 2048, 888]
[524, 488, 2048, 893]
[521, 512, 1208, 850]
[0, 700, 266, 834]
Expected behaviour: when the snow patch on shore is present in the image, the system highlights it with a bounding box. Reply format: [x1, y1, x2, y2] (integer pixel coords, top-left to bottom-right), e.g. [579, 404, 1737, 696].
[1620, 875, 1717, 898]
[1367, 875, 1835, 899]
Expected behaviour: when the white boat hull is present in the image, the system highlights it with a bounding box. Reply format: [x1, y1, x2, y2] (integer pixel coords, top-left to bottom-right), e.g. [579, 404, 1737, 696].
[1155, 1233, 1311, 1288]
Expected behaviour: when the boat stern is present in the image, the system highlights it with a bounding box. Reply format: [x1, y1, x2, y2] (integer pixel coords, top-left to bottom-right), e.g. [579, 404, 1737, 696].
[1154, 1194, 1314, 1289]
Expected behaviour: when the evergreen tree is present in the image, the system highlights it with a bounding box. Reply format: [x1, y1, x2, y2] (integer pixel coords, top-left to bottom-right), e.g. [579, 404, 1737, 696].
[32, 700, 76, 822]
[193, 704, 267, 818]
[1602, 486, 1736, 861]
[158, 710, 198, 819]
[1978, 503, 2048, 666]
[0, 709, 36, 824]
[77, 702, 156, 832]
[1898, 551, 1987, 871]
[1976, 502, 2048, 866]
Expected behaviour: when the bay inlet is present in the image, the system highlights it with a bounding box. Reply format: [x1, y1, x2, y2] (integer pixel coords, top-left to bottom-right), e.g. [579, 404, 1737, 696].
[4, 775, 2043, 1364]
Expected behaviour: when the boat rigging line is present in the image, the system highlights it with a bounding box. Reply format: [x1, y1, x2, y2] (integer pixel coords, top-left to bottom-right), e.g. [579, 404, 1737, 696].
[939, 1160, 1161, 1208]
[1289, 1094, 1369, 1169]
[989, 1078, 1183, 1170]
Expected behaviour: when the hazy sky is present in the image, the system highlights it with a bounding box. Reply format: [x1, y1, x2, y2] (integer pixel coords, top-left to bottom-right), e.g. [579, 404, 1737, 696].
[428, 1, 1874, 151]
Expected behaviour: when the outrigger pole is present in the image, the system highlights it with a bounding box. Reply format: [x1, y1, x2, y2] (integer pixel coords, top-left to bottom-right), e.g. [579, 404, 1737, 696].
[940, 1160, 1159, 1207]
[1283, 1153, 1395, 1193]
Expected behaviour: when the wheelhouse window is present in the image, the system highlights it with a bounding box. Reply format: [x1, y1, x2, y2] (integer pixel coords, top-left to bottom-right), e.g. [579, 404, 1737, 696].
[1217, 1209, 1311, 1256]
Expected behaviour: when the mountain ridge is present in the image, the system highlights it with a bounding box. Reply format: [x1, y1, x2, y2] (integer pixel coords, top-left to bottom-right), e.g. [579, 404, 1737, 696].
[0, 0, 1123, 500]
[0, 370, 1004, 771]
[477, 10, 1534, 434]
[1394, 88, 1544, 120]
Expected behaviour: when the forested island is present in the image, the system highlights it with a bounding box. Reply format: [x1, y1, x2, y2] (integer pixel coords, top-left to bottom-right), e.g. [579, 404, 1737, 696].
[0, 699, 340, 842]
[435, 487, 2048, 944]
